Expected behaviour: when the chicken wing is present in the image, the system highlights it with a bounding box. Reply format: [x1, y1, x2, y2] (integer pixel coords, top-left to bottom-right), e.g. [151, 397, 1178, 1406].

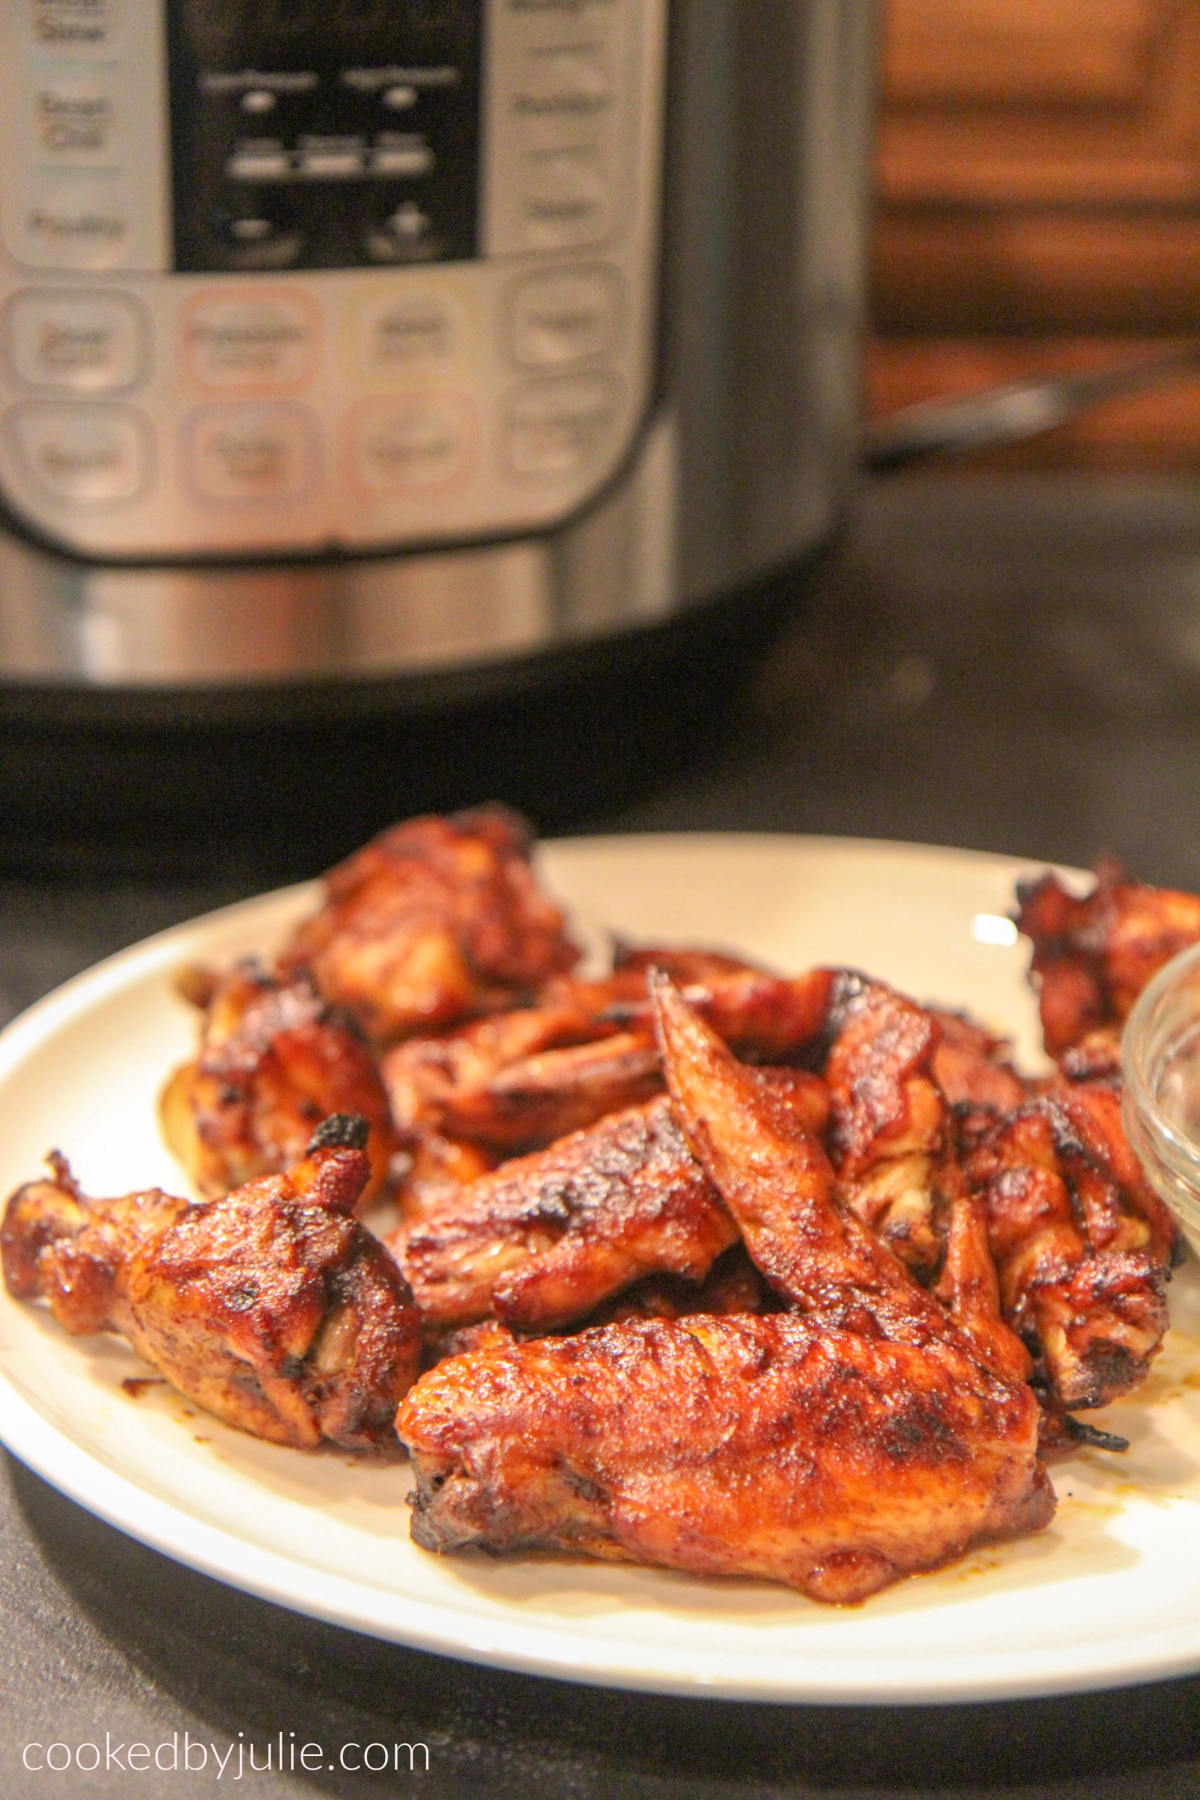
[381, 1002, 661, 1155]
[425, 1245, 769, 1366]
[1016, 862, 1200, 1062]
[392, 1095, 739, 1336]
[397, 981, 1052, 1603]
[279, 806, 580, 1045]
[818, 973, 951, 1281]
[2, 1118, 421, 1452]
[382, 955, 833, 1162]
[602, 960, 836, 1064]
[159, 961, 396, 1205]
[963, 1083, 1174, 1411]
[817, 977, 1035, 1285]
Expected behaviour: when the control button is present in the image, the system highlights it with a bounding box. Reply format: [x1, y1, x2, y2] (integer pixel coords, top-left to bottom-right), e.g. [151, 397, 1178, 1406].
[181, 291, 320, 390]
[514, 47, 611, 145]
[240, 90, 277, 116]
[33, 80, 119, 162]
[520, 148, 608, 248]
[503, 373, 622, 476]
[359, 293, 456, 373]
[27, 0, 119, 54]
[14, 178, 130, 269]
[350, 394, 476, 493]
[8, 401, 148, 503]
[216, 208, 305, 270]
[227, 143, 291, 182]
[183, 403, 319, 503]
[370, 136, 435, 178]
[508, 266, 620, 367]
[298, 137, 366, 179]
[366, 201, 435, 262]
[383, 84, 418, 111]
[6, 289, 145, 390]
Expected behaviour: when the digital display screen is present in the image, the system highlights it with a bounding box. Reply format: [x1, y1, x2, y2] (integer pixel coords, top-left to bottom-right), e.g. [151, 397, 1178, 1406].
[176, 0, 465, 64]
[167, 0, 482, 272]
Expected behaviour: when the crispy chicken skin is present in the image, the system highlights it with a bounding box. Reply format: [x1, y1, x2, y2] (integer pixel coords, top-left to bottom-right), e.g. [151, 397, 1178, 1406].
[279, 806, 580, 1046]
[2, 1119, 421, 1452]
[1016, 862, 1200, 1061]
[929, 1009, 1028, 1116]
[159, 962, 396, 1205]
[393, 1095, 740, 1336]
[963, 1083, 1175, 1411]
[397, 982, 1052, 1603]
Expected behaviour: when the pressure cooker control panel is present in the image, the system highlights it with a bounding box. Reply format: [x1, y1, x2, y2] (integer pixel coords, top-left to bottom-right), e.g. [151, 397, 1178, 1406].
[0, 0, 666, 559]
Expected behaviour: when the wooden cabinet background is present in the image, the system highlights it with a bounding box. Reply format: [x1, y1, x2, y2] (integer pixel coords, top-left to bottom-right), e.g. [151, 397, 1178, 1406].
[870, 0, 1200, 466]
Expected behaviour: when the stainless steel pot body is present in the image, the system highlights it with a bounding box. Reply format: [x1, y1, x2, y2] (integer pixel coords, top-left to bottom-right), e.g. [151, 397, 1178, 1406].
[0, 0, 876, 694]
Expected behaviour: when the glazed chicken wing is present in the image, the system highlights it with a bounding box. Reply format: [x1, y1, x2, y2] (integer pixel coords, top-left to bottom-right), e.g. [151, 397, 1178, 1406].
[431, 1246, 769, 1363]
[381, 1000, 661, 1157]
[159, 961, 396, 1205]
[383, 954, 833, 1165]
[602, 959, 836, 1064]
[393, 1095, 740, 1336]
[397, 981, 1052, 1603]
[819, 973, 951, 1280]
[278, 806, 580, 1046]
[2, 1118, 421, 1452]
[963, 1083, 1175, 1411]
[817, 977, 1035, 1285]
[394, 1067, 827, 1337]
[1016, 862, 1200, 1064]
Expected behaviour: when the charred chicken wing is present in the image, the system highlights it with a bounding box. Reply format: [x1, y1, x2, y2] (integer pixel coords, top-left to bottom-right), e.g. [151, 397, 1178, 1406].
[963, 1083, 1175, 1411]
[397, 980, 1052, 1603]
[819, 973, 951, 1281]
[393, 1095, 739, 1336]
[381, 999, 661, 1157]
[2, 1118, 421, 1451]
[383, 954, 833, 1167]
[160, 961, 396, 1205]
[1016, 862, 1200, 1064]
[280, 806, 580, 1046]
[394, 1066, 827, 1337]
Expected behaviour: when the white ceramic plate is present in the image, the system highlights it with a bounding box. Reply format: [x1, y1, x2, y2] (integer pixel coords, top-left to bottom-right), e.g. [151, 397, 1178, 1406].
[1, 834, 1199, 1706]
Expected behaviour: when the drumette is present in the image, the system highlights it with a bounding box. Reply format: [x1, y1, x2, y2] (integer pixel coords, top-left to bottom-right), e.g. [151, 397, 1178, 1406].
[2, 1117, 421, 1452]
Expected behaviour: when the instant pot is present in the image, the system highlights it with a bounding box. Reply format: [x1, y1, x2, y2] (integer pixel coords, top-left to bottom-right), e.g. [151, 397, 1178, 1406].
[0, 1, 877, 871]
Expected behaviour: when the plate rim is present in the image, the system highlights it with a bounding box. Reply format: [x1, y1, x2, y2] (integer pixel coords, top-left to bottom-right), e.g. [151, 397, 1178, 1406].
[0, 830, 1185, 1708]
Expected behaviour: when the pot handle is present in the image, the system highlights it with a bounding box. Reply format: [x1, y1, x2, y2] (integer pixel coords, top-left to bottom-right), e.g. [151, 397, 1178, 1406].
[862, 345, 1200, 472]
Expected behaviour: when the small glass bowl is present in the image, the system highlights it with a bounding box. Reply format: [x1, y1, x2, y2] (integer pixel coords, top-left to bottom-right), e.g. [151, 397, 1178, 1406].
[1123, 941, 1200, 1258]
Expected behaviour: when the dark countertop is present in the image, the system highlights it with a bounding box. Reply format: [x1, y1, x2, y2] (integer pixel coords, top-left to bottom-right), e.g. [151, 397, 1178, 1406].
[4, 475, 1200, 1798]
